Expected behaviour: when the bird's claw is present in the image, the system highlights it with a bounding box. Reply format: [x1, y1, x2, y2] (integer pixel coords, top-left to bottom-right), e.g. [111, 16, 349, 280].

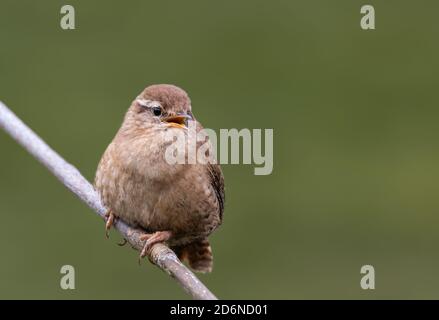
[105, 210, 115, 238]
[138, 231, 172, 264]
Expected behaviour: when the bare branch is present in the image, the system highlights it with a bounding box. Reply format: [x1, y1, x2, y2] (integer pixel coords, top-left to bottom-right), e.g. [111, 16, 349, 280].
[0, 101, 217, 300]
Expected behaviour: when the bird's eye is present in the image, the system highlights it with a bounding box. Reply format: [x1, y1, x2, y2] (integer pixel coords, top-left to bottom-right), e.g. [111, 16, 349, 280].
[152, 106, 162, 116]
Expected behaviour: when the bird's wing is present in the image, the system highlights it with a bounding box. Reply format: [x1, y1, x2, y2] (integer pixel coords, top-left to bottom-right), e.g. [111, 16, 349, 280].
[207, 163, 225, 220]
[195, 120, 225, 219]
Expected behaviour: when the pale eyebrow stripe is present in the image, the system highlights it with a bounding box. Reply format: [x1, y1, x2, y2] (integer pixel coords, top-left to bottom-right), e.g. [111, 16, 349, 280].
[135, 98, 151, 107]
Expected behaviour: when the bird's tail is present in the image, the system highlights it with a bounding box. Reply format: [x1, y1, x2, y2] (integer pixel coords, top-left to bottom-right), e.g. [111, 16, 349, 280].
[173, 239, 213, 273]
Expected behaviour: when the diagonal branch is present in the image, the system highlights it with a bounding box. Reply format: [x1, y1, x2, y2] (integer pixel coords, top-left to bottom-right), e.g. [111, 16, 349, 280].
[0, 101, 217, 300]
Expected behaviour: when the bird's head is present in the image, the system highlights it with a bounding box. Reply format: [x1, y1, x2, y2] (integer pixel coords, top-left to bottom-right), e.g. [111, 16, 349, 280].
[125, 84, 194, 131]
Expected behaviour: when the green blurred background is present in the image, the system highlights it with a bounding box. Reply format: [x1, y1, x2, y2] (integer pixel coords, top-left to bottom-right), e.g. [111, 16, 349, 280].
[1, 0, 439, 299]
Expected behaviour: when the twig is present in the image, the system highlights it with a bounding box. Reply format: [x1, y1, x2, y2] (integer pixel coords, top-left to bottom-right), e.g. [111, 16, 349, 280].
[0, 101, 217, 300]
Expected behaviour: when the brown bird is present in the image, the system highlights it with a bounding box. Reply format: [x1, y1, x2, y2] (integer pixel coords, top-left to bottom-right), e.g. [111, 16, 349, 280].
[94, 84, 224, 273]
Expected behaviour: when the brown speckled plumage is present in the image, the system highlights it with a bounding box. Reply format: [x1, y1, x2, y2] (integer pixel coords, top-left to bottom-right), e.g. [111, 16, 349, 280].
[95, 84, 224, 273]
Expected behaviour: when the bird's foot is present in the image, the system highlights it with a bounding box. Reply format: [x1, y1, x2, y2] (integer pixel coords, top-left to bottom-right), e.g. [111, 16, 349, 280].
[138, 231, 173, 262]
[105, 210, 116, 238]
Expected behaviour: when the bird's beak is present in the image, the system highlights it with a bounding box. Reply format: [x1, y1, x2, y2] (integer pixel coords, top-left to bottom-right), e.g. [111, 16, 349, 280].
[162, 114, 192, 129]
